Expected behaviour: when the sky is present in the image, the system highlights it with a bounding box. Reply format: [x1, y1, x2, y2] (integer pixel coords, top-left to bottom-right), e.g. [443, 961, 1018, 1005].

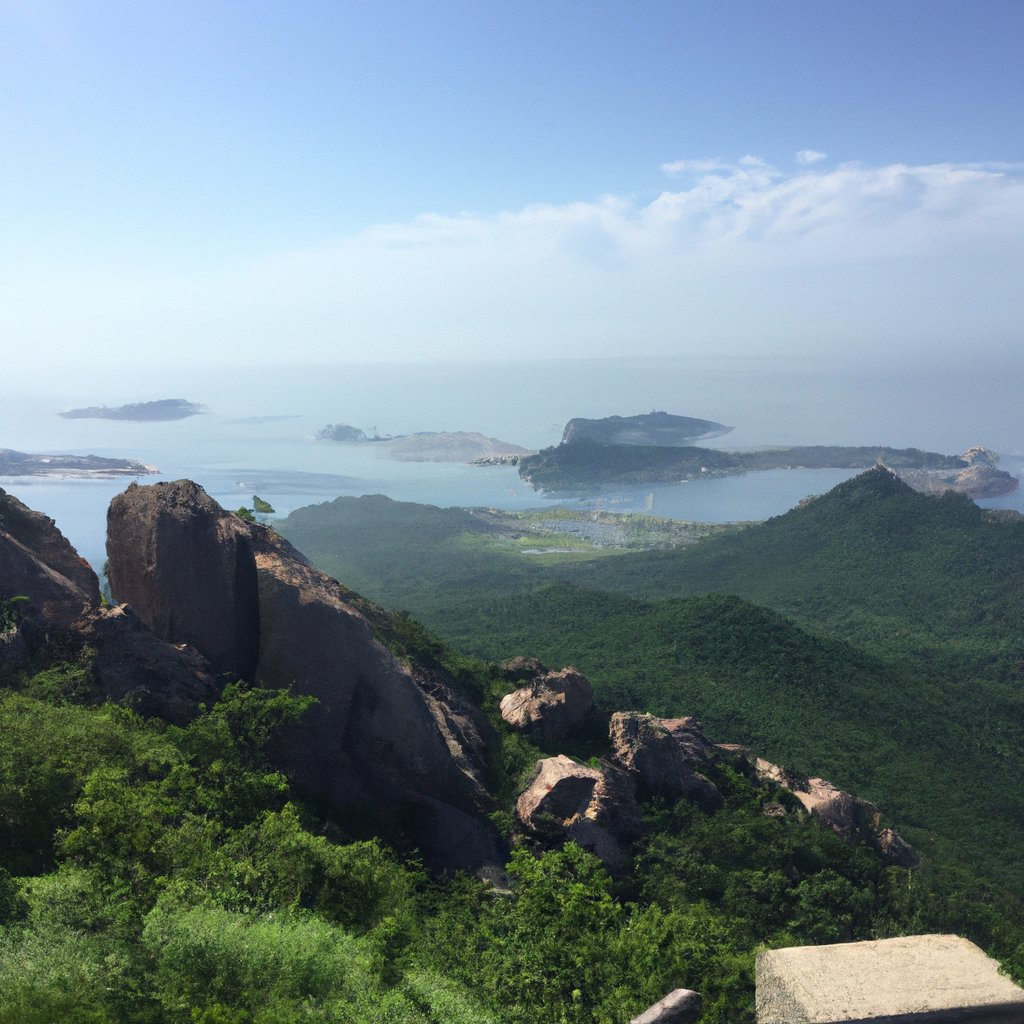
[1, 0, 1022, 377]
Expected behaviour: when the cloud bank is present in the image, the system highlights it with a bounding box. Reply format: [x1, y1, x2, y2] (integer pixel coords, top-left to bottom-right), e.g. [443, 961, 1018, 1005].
[5, 159, 1024, 371]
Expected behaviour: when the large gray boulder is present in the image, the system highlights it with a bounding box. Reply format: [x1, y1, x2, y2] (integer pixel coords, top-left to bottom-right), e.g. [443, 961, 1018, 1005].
[107, 480, 260, 682]
[72, 605, 222, 726]
[499, 665, 594, 745]
[609, 712, 723, 810]
[0, 485, 99, 630]
[106, 479, 502, 875]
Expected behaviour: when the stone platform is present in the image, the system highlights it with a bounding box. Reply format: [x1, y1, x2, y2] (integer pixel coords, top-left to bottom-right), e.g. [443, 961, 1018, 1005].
[757, 934, 1024, 1023]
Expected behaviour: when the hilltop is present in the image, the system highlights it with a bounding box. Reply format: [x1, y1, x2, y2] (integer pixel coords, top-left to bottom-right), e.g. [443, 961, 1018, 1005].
[561, 411, 733, 446]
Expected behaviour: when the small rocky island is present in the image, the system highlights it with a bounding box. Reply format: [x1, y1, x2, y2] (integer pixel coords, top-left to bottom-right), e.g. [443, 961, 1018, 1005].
[59, 399, 205, 421]
[0, 448, 157, 479]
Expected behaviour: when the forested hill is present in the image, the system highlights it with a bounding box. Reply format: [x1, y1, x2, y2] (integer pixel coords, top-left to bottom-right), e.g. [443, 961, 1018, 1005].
[556, 465, 1024, 679]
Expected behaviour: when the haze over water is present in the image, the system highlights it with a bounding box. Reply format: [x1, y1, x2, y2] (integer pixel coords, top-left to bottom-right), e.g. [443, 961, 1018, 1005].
[3, 354, 1022, 574]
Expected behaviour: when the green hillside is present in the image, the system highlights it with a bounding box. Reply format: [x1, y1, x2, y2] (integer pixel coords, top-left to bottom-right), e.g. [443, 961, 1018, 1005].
[555, 467, 1024, 678]
[278, 493, 741, 615]
[3, 615, 1024, 1023]
[277, 469, 1024, 895]
[430, 584, 1024, 895]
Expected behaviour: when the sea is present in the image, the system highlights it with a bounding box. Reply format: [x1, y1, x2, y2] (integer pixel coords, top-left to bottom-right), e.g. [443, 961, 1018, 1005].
[2, 355, 1023, 575]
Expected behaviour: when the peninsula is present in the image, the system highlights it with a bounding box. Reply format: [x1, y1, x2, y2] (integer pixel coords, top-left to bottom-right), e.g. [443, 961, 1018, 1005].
[0, 448, 157, 479]
[518, 441, 1019, 500]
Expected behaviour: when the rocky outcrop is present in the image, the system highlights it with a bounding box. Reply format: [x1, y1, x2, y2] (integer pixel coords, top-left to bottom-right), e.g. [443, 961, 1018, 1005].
[107, 480, 261, 682]
[609, 712, 723, 810]
[499, 666, 594, 745]
[72, 606, 222, 726]
[874, 827, 920, 868]
[753, 757, 918, 866]
[106, 479, 501, 875]
[0, 486, 100, 629]
[755, 759, 879, 837]
[516, 755, 641, 866]
[630, 989, 704, 1024]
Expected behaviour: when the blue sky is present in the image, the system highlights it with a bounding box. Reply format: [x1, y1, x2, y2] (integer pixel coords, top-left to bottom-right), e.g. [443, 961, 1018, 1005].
[1, 0, 1022, 373]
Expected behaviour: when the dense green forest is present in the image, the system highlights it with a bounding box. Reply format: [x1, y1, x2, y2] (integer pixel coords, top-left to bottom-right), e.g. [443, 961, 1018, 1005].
[5, 466, 1024, 1020]
[278, 469, 1024, 896]
[3, 618, 1024, 1023]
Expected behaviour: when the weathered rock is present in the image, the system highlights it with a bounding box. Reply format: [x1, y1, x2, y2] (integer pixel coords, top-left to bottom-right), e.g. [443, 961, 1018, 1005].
[106, 479, 502, 875]
[72, 605, 222, 726]
[498, 655, 548, 680]
[754, 757, 918, 865]
[499, 666, 594, 744]
[756, 935, 1024, 1023]
[252, 529, 496, 831]
[516, 754, 641, 866]
[630, 988, 703, 1024]
[0, 485, 99, 629]
[107, 480, 261, 682]
[609, 712, 723, 810]
[874, 827, 920, 868]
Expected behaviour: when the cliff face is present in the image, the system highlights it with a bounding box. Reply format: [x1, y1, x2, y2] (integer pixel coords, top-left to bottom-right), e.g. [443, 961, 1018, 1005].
[106, 480, 500, 875]
[0, 485, 100, 628]
[107, 480, 261, 682]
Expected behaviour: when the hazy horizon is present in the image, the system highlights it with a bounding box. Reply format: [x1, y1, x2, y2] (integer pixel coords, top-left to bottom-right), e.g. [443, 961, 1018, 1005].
[1, 2, 1021, 378]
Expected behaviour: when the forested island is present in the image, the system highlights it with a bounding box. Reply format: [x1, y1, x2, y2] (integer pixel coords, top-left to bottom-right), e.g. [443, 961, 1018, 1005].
[58, 399, 205, 421]
[518, 441, 1019, 499]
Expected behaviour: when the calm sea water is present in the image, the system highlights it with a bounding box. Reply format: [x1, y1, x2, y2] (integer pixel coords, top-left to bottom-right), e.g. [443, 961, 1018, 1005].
[3, 355, 1022, 573]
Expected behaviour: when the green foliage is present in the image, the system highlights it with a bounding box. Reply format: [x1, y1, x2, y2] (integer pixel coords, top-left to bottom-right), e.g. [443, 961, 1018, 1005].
[252, 495, 275, 514]
[0, 596, 29, 632]
[233, 507, 255, 521]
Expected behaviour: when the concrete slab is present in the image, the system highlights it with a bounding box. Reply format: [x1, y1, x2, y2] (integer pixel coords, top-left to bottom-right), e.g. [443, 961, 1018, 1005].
[757, 935, 1024, 1024]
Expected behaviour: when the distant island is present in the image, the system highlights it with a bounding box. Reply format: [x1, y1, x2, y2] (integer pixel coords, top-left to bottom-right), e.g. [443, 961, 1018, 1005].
[561, 410, 733, 446]
[380, 431, 534, 463]
[519, 441, 1019, 500]
[317, 424, 534, 463]
[59, 399, 206, 422]
[0, 447, 157, 478]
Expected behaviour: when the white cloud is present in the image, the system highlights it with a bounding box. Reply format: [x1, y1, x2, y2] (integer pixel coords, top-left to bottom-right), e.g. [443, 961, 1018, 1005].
[3, 160, 1023, 369]
[660, 158, 729, 176]
[796, 149, 827, 164]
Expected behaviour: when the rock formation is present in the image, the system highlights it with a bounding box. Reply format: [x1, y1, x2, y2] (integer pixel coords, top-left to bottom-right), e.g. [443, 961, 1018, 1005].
[106, 479, 501, 875]
[630, 989, 704, 1024]
[1, 485, 100, 629]
[753, 757, 918, 866]
[72, 605, 222, 726]
[608, 712, 723, 810]
[107, 480, 261, 682]
[499, 665, 594, 745]
[516, 755, 641, 866]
